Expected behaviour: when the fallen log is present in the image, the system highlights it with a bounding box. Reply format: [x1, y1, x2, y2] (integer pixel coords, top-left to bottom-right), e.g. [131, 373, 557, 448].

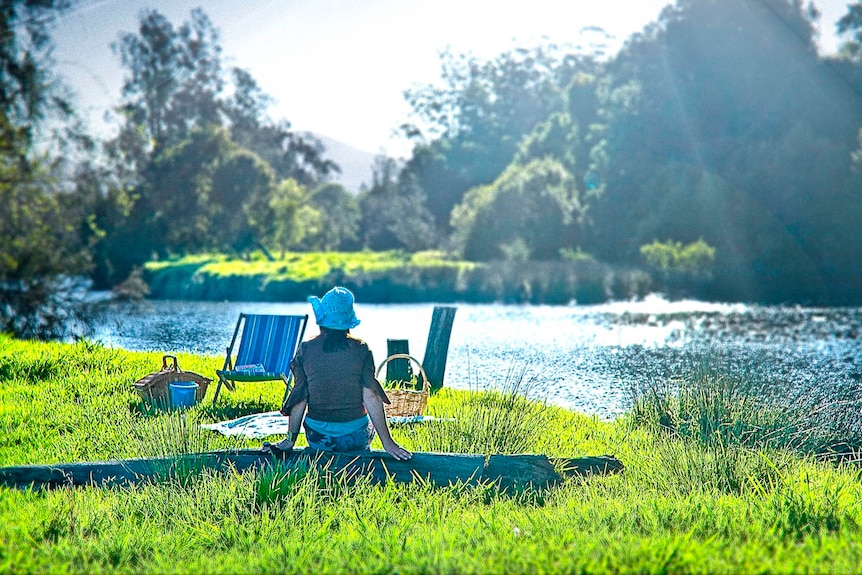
[0, 449, 623, 493]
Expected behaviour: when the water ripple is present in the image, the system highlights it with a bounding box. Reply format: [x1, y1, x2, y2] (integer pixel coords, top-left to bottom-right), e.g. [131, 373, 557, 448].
[88, 297, 862, 420]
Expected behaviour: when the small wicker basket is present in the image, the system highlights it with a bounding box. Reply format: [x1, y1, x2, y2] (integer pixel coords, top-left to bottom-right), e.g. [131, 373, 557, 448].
[134, 355, 211, 407]
[376, 353, 429, 418]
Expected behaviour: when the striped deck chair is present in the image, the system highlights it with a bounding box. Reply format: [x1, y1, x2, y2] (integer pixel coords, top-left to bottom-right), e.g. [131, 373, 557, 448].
[213, 313, 308, 404]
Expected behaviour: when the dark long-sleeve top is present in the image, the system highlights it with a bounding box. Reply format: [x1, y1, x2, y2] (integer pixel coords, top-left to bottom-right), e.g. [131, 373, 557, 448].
[284, 333, 390, 422]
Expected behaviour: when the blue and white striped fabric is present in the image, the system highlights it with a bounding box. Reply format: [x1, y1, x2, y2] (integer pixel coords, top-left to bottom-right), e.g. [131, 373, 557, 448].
[233, 314, 306, 375]
[213, 313, 308, 403]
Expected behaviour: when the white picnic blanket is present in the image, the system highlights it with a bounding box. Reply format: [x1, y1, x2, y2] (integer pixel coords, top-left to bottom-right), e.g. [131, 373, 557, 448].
[201, 411, 290, 439]
[201, 411, 448, 439]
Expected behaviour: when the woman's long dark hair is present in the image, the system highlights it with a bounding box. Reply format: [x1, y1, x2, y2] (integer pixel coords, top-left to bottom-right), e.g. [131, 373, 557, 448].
[320, 326, 351, 352]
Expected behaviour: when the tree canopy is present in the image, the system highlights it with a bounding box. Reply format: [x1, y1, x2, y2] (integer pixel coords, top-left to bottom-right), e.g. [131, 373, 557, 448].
[5, 0, 862, 330]
[91, 7, 345, 285]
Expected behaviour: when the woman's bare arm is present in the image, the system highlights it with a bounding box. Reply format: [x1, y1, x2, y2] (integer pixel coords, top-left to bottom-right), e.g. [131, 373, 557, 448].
[271, 398, 306, 450]
[363, 387, 412, 460]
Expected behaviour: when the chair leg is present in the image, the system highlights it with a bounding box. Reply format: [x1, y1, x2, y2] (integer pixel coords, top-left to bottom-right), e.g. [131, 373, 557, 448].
[212, 378, 224, 404]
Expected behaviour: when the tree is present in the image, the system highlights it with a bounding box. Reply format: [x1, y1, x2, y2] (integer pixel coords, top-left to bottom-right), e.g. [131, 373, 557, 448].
[209, 148, 277, 255]
[113, 8, 223, 149]
[358, 156, 437, 252]
[514, 70, 618, 225]
[224, 67, 273, 141]
[581, 0, 862, 302]
[301, 183, 360, 251]
[135, 126, 233, 257]
[225, 66, 339, 185]
[89, 172, 137, 288]
[451, 158, 581, 261]
[269, 178, 314, 256]
[101, 7, 341, 278]
[100, 7, 226, 281]
[0, 0, 93, 339]
[402, 45, 583, 230]
[162, 8, 224, 137]
[640, 239, 715, 277]
[837, 2, 862, 60]
[625, 162, 830, 303]
[399, 141, 471, 234]
[1, 170, 92, 338]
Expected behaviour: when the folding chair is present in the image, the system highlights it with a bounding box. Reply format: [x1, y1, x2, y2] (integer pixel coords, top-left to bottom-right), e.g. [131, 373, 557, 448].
[213, 313, 308, 404]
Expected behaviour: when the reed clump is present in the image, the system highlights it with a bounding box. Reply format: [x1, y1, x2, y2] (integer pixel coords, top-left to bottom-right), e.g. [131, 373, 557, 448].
[628, 353, 862, 461]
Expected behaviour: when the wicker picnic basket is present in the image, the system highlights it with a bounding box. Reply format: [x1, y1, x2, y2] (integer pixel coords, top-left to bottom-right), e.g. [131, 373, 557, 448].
[376, 353, 429, 418]
[133, 355, 211, 406]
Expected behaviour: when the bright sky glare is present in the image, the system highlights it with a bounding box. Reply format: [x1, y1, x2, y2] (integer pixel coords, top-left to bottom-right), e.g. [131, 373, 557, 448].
[52, 0, 849, 158]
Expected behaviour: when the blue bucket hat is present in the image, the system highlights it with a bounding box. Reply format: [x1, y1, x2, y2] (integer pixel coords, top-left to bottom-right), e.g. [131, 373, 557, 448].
[308, 286, 360, 330]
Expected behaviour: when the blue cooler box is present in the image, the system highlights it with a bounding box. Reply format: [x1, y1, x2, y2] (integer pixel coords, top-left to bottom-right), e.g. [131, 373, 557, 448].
[169, 381, 199, 409]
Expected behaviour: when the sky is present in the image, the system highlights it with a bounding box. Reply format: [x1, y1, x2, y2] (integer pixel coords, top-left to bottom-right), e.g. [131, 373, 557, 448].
[51, 0, 851, 158]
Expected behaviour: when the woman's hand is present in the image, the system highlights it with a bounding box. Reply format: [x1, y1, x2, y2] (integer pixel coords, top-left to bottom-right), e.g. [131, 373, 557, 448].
[262, 437, 295, 454]
[273, 437, 296, 450]
[381, 438, 412, 461]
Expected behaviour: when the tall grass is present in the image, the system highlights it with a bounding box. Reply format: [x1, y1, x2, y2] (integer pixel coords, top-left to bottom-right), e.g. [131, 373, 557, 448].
[3, 336, 862, 573]
[628, 352, 862, 459]
[625, 351, 862, 497]
[404, 362, 561, 455]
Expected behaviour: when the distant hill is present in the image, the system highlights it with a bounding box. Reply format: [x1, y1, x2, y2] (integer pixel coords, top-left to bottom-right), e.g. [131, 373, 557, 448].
[304, 132, 377, 194]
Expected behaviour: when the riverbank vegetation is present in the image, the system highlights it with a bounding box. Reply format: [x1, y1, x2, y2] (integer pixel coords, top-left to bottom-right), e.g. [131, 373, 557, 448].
[5, 1, 862, 340]
[2, 336, 861, 573]
[142, 250, 651, 304]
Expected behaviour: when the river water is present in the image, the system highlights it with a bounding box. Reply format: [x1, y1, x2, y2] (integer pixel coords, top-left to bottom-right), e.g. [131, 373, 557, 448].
[88, 296, 862, 419]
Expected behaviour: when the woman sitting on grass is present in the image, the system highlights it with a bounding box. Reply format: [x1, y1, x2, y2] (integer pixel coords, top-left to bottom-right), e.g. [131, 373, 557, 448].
[263, 286, 412, 461]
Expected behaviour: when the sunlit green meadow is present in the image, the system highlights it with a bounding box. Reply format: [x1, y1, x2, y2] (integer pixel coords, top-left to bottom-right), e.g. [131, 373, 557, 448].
[1, 333, 861, 573]
[141, 250, 645, 304]
[144, 250, 473, 283]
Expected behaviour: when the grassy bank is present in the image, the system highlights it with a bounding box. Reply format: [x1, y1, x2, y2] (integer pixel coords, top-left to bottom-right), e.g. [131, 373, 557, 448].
[2, 335, 862, 573]
[142, 250, 651, 304]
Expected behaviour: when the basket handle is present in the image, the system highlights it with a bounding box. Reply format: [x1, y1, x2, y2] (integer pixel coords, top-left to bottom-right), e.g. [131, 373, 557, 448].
[162, 355, 179, 371]
[376, 353, 429, 393]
